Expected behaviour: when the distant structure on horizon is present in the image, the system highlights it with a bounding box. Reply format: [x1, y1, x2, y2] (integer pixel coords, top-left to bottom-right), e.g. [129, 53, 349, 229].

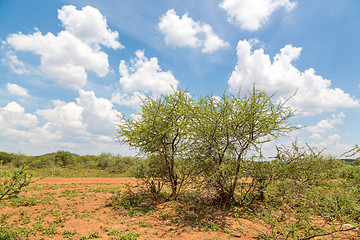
[341, 159, 356, 164]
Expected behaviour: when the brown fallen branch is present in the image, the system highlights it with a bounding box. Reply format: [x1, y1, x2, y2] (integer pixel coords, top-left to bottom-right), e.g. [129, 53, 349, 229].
[300, 227, 357, 240]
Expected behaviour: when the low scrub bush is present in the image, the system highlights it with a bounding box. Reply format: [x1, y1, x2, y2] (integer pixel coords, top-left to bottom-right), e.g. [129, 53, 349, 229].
[131, 154, 167, 199]
[29, 155, 55, 169]
[108, 185, 154, 216]
[340, 165, 360, 182]
[0, 151, 16, 165]
[74, 155, 97, 169]
[0, 165, 32, 200]
[97, 153, 139, 175]
[276, 143, 344, 184]
[54, 150, 74, 167]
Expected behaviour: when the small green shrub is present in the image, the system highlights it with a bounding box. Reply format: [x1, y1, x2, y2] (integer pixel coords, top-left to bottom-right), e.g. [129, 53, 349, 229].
[54, 150, 74, 167]
[275, 143, 344, 187]
[0, 151, 16, 165]
[118, 232, 140, 240]
[108, 186, 153, 216]
[10, 154, 32, 168]
[340, 165, 360, 182]
[29, 156, 54, 169]
[0, 165, 32, 200]
[62, 229, 77, 238]
[0, 226, 21, 240]
[87, 232, 102, 239]
[97, 153, 139, 175]
[74, 155, 97, 168]
[10, 195, 37, 207]
[131, 154, 167, 199]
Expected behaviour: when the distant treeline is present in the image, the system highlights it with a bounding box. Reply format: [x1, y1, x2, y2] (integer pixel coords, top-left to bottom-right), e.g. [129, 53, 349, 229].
[0, 150, 141, 175]
[1, 150, 359, 175]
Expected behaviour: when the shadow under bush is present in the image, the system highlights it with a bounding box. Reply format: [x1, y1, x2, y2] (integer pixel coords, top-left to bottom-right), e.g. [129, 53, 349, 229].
[107, 184, 158, 217]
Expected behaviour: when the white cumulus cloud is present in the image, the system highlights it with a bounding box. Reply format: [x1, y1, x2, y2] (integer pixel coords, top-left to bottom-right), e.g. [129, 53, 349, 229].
[308, 112, 345, 133]
[119, 50, 179, 95]
[309, 133, 323, 140]
[77, 89, 120, 135]
[0, 99, 129, 155]
[159, 9, 229, 53]
[111, 91, 146, 110]
[36, 100, 86, 136]
[228, 40, 359, 115]
[0, 102, 38, 130]
[58, 5, 124, 49]
[6, 5, 122, 89]
[0, 101, 57, 154]
[6, 83, 30, 97]
[220, 0, 296, 31]
[1, 52, 29, 75]
[310, 134, 353, 155]
[37, 89, 121, 137]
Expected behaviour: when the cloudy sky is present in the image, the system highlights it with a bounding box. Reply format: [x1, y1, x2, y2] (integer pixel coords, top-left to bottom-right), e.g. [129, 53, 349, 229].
[1, 0, 359, 156]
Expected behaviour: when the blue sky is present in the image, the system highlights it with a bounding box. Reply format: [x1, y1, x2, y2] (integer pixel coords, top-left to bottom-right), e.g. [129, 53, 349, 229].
[0, 0, 359, 156]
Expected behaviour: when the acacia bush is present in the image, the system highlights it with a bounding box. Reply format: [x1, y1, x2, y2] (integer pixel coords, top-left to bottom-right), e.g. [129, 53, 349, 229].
[75, 155, 98, 168]
[275, 143, 345, 184]
[114, 86, 360, 240]
[116, 87, 300, 203]
[0, 165, 32, 200]
[131, 154, 168, 199]
[0, 152, 16, 165]
[97, 153, 139, 174]
[117, 89, 197, 199]
[29, 155, 55, 169]
[341, 165, 360, 182]
[189, 88, 298, 204]
[237, 157, 287, 205]
[54, 150, 74, 167]
[260, 143, 345, 203]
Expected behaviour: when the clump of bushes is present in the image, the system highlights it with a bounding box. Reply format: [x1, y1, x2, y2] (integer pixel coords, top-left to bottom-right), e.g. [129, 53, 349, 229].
[116, 87, 298, 203]
[96, 153, 140, 175]
[112, 87, 360, 238]
[115, 87, 356, 207]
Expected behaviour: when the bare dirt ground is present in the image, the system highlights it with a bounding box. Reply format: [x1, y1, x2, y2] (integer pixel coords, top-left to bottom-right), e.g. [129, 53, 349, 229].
[0, 177, 357, 239]
[36, 177, 136, 184]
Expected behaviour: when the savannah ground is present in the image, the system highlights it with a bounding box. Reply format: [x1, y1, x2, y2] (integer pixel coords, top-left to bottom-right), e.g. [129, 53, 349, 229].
[0, 170, 261, 240]
[0, 168, 359, 240]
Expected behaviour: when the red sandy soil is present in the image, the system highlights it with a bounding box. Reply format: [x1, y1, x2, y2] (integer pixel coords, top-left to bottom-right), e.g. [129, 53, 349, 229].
[0, 177, 357, 239]
[36, 177, 136, 184]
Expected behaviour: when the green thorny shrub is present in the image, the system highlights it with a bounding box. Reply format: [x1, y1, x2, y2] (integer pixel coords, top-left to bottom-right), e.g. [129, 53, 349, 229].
[267, 142, 345, 204]
[131, 154, 167, 200]
[275, 142, 344, 184]
[117, 89, 198, 200]
[0, 165, 32, 200]
[186, 88, 298, 205]
[97, 153, 139, 174]
[117, 87, 299, 204]
[241, 143, 359, 239]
